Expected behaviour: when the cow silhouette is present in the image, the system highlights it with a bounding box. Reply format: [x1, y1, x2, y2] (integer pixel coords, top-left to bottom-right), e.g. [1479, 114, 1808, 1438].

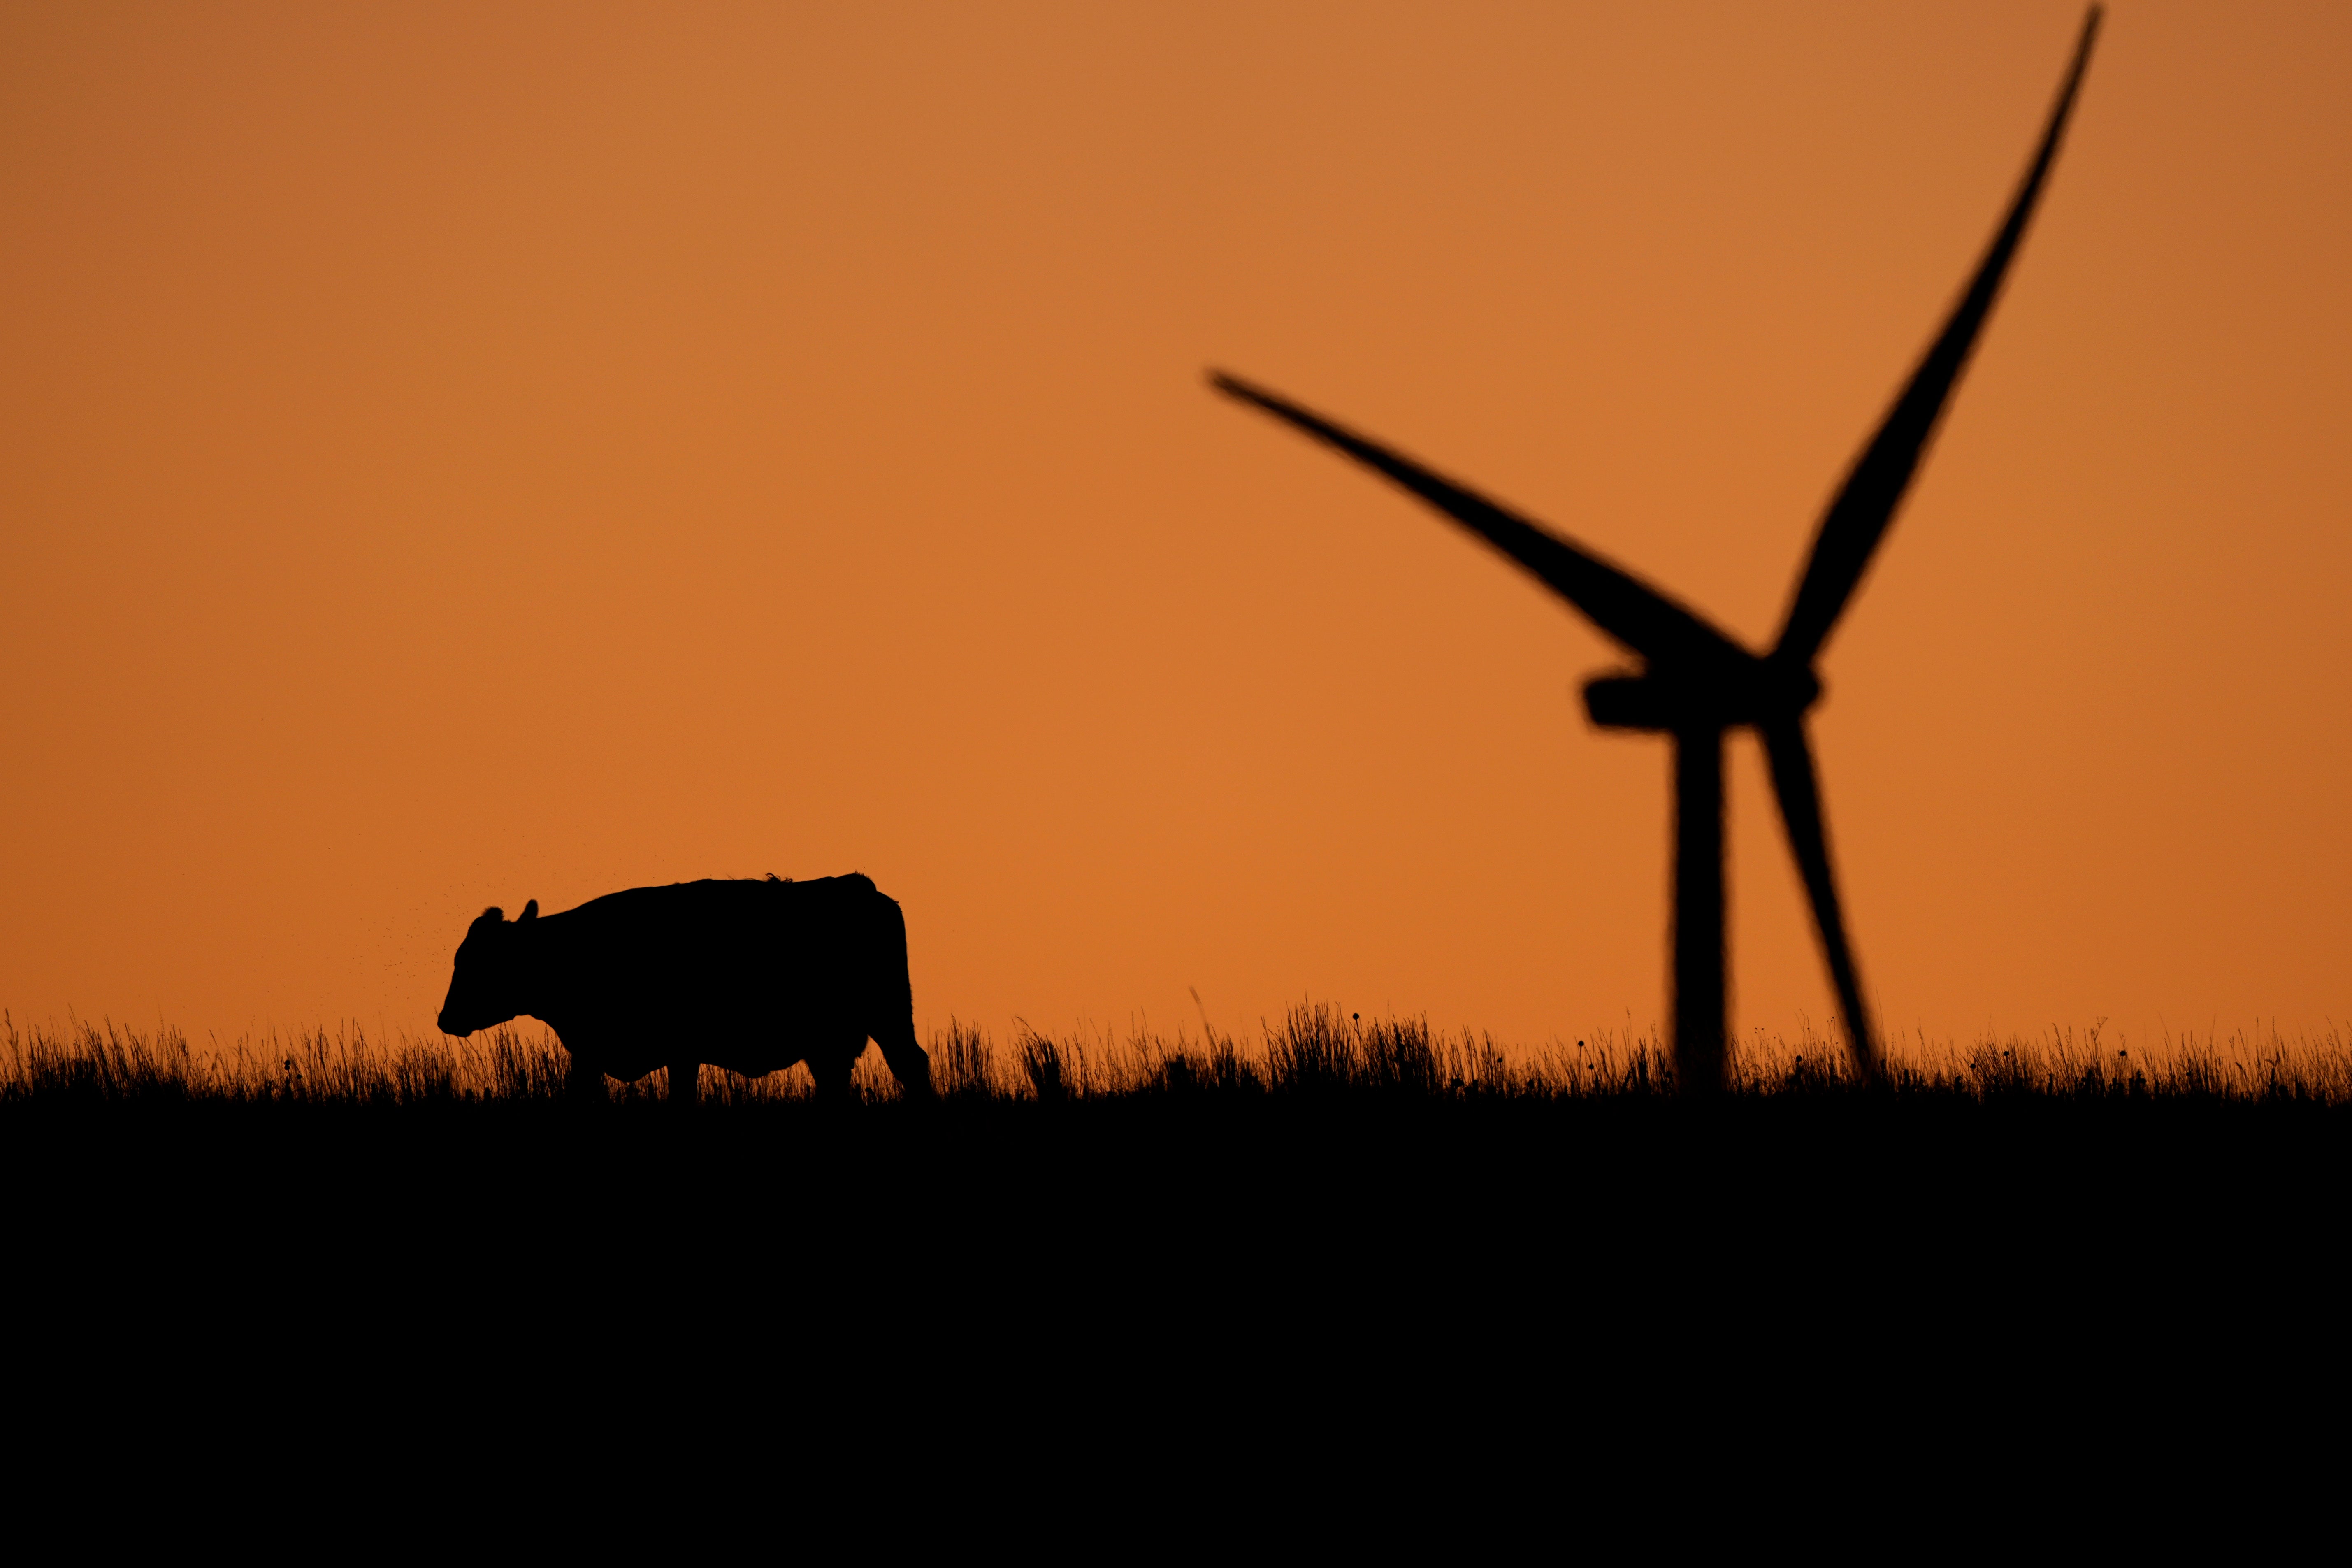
[435, 872, 934, 1103]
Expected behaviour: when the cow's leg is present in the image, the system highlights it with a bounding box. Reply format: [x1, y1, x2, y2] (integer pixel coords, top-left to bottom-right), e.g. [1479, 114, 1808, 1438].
[669, 1058, 699, 1106]
[565, 1055, 607, 1103]
[874, 1022, 935, 1101]
[807, 1051, 853, 1104]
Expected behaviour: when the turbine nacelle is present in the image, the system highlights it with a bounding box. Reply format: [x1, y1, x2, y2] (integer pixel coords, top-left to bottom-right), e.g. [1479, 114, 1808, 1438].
[1583, 662, 1822, 734]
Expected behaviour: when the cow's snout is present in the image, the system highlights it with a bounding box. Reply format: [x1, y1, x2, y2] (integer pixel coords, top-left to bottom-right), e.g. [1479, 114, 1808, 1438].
[437, 1010, 472, 1037]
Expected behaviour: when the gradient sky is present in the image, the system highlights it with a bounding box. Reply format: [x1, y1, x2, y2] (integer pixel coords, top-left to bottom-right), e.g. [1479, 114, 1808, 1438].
[4, 1, 2347, 1052]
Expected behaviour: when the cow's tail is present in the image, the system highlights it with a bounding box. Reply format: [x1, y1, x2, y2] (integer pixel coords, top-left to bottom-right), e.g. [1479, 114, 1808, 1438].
[866, 882, 934, 1100]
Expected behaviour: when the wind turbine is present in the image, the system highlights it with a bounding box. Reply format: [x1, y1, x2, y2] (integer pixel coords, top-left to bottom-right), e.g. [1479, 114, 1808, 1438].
[1213, 10, 2100, 1091]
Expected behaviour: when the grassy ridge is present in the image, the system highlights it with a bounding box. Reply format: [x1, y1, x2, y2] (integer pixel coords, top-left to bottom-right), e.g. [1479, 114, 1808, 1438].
[9, 1003, 2352, 1105]
[7, 1003, 2344, 1384]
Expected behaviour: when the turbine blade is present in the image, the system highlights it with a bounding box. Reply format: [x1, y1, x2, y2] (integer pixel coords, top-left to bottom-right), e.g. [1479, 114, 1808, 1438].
[1760, 715, 1880, 1080]
[1772, 7, 2101, 667]
[1212, 371, 1748, 670]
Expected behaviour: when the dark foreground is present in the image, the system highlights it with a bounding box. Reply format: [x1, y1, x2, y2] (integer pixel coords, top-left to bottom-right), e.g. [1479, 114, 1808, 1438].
[14, 1068, 2343, 1326]
[8, 1010, 2344, 1463]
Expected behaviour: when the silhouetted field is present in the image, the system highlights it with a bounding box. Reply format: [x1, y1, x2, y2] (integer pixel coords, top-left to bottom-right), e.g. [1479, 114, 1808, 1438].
[9, 1003, 2341, 1387]
[12, 1002, 2348, 1105]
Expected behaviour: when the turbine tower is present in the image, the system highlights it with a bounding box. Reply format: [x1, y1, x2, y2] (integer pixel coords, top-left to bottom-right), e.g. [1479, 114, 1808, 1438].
[1214, 10, 2100, 1091]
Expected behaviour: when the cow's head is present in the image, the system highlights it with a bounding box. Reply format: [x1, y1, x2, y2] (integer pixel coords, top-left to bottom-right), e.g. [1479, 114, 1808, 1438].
[436, 900, 539, 1036]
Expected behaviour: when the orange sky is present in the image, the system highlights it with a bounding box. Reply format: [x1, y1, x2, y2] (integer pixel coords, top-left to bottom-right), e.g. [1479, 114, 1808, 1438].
[4, 1, 2347, 1053]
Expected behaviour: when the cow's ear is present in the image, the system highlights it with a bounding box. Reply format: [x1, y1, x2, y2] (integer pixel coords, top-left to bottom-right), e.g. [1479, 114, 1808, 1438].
[477, 906, 504, 927]
[520, 900, 539, 923]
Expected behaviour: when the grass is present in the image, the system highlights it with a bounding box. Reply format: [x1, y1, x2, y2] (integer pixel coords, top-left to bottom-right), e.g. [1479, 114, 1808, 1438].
[7, 1001, 2345, 1382]
[9, 1003, 2351, 1106]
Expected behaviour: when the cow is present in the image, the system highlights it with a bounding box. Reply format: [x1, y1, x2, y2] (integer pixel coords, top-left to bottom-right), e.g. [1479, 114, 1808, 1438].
[435, 872, 933, 1103]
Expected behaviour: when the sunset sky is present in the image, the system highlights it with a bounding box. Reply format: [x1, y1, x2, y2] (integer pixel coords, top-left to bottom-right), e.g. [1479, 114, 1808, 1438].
[4, 1, 2347, 1054]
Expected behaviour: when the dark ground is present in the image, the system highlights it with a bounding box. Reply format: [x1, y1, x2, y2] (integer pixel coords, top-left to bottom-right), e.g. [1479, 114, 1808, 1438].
[5, 1088, 2340, 1503]
[14, 1091, 2338, 1332]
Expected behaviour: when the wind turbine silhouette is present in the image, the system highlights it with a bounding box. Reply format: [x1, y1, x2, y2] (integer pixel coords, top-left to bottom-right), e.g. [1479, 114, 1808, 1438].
[1213, 10, 2100, 1091]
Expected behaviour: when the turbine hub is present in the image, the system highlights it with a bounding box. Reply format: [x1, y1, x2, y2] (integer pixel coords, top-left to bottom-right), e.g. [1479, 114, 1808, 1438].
[1582, 662, 1820, 732]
